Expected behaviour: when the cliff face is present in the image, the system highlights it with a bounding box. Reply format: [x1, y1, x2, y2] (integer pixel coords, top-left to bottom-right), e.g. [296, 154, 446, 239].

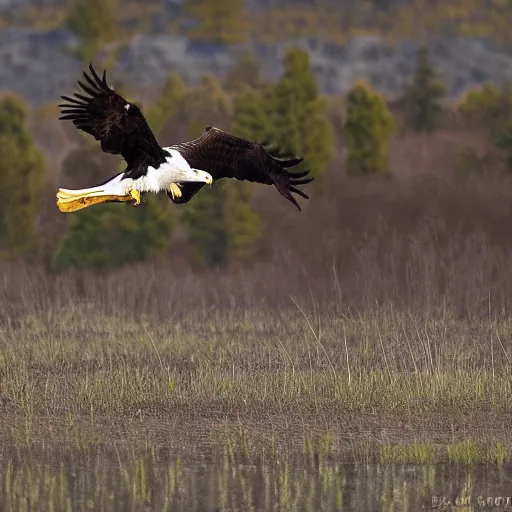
[1, 25, 512, 106]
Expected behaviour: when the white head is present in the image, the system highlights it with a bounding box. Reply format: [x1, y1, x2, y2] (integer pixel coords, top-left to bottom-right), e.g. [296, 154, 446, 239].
[164, 148, 213, 184]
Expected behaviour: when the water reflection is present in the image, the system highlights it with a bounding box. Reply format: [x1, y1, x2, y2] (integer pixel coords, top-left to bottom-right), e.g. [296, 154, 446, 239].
[2, 447, 512, 511]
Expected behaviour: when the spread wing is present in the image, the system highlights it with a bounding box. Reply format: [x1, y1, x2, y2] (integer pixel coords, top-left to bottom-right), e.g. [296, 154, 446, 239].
[171, 127, 313, 211]
[58, 64, 166, 170]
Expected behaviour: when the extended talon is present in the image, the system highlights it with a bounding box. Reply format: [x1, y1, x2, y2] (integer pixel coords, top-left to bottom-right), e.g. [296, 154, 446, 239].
[129, 189, 141, 206]
[169, 183, 182, 200]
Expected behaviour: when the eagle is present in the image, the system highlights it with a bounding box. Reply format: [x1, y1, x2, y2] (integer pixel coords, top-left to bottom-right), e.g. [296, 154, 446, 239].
[56, 64, 313, 213]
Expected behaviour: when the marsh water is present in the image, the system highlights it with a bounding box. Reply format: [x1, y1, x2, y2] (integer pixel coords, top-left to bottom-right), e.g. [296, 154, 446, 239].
[2, 446, 512, 512]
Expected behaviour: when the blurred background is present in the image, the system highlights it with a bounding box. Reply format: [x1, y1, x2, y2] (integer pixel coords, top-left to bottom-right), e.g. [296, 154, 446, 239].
[1, 0, 512, 317]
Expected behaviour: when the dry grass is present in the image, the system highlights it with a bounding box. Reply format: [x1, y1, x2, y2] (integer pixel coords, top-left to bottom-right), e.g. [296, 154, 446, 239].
[1, 293, 512, 465]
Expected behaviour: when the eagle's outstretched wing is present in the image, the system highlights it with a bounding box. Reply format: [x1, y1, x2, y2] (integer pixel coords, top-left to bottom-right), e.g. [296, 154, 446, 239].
[58, 64, 166, 171]
[171, 127, 313, 211]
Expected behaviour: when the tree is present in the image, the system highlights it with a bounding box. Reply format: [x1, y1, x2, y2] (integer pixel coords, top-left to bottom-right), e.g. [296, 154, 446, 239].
[267, 48, 334, 185]
[230, 86, 273, 143]
[54, 139, 174, 271]
[180, 76, 262, 268]
[457, 83, 512, 171]
[146, 72, 187, 139]
[183, 0, 248, 45]
[495, 120, 512, 171]
[344, 80, 396, 177]
[0, 95, 47, 259]
[223, 181, 262, 267]
[224, 49, 262, 93]
[67, 0, 118, 61]
[54, 197, 174, 271]
[402, 45, 446, 132]
[458, 83, 511, 138]
[181, 175, 262, 269]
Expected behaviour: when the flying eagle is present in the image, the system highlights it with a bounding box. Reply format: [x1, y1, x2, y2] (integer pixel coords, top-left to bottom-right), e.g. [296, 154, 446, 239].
[56, 64, 313, 213]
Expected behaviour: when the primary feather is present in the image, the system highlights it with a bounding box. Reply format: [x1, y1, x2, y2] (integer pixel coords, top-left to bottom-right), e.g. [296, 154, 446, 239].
[171, 127, 313, 211]
[59, 64, 168, 179]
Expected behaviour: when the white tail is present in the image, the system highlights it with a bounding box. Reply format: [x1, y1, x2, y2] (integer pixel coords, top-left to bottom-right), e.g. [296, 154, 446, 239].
[56, 173, 133, 212]
[57, 173, 127, 199]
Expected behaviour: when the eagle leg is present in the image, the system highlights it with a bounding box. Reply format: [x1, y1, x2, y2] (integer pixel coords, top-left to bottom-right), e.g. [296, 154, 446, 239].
[169, 183, 182, 200]
[129, 189, 141, 206]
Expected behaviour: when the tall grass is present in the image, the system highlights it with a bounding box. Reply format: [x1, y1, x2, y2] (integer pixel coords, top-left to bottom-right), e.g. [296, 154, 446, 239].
[0, 302, 511, 461]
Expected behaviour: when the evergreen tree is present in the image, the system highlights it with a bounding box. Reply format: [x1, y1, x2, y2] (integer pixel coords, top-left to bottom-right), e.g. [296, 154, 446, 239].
[344, 80, 396, 177]
[458, 83, 511, 138]
[180, 77, 231, 267]
[54, 197, 173, 271]
[267, 48, 334, 185]
[224, 180, 262, 267]
[60, 137, 112, 188]
[224, 49, 262, 93]
[68, 0, 118, 61]
[0, 96, 47, 259]
[146, 72, 186, 138]
[403, 45, 446, 132]
[456, 83, 512, 171]
[495, 120, 512, 171]
[182, 75, 232, 140]
[180, 76, 262, 268]
[183, 0, 248, 45]
[230, 86, 273, 143]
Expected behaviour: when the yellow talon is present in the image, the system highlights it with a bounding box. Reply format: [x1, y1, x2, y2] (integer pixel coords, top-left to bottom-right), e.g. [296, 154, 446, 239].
[129, 189, 141, 206]
[169, 183, 182, 200]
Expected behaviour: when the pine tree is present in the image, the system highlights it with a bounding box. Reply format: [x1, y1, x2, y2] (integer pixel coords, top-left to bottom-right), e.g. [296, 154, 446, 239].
[224, 180, 262, 267]
[54, 197, 173, 270]
[224, 49, 262, 93]
[180, 76, 262, 268]
[0, 95, 47, 259]
[146, 72, 186, 138]
[344, 80, 396, 177]
[403, 45, 446, 132]
[267, 48, 334, 185]
[458, 83, 511, 138]
[68, 0, 118, 61]
[179, 76, 232, 267]
[230, 86, 273, 143]
[183, 0, 248, 45]
[182, 175, 262, 268]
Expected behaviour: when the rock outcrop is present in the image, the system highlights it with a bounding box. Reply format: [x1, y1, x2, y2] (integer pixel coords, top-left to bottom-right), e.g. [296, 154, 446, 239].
[1, 24, 512, 106]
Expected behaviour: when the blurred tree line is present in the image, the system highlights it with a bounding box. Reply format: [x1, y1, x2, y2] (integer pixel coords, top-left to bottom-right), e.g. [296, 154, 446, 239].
[4, 34, 512, 273]
[58, 0, 512, 47]
[8, 0, 512, 46]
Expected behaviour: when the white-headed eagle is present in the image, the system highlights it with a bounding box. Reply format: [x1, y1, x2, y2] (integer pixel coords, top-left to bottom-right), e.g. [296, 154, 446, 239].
[56, 64, 313, 213]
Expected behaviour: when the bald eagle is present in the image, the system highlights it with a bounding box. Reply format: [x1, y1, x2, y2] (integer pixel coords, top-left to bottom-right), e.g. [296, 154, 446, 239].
[56, 64, 313, 213]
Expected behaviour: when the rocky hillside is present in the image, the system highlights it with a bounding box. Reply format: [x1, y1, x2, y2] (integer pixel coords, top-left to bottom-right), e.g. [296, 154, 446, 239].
[1, 0, 512, 106]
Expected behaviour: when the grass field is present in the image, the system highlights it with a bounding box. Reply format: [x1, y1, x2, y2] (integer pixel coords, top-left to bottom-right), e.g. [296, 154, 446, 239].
[1, 290, 511, 467]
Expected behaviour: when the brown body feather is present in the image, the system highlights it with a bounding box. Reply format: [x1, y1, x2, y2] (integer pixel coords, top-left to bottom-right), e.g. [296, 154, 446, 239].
[170, 127, 312, 210]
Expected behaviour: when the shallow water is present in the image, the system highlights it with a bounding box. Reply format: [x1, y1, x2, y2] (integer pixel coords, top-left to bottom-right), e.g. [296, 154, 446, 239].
[2, 446, 512, 511]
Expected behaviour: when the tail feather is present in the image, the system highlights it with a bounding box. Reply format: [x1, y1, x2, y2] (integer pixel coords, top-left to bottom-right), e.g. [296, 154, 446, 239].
[56, 173, 132, 212]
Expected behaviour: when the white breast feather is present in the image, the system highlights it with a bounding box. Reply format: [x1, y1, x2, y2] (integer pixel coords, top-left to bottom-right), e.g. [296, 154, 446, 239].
[129, 149, 193, 193]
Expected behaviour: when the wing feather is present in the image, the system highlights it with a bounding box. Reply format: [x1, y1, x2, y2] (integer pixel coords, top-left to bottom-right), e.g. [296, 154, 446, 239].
[58, 63, 166, 170]
[171, 127, 313, 211]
